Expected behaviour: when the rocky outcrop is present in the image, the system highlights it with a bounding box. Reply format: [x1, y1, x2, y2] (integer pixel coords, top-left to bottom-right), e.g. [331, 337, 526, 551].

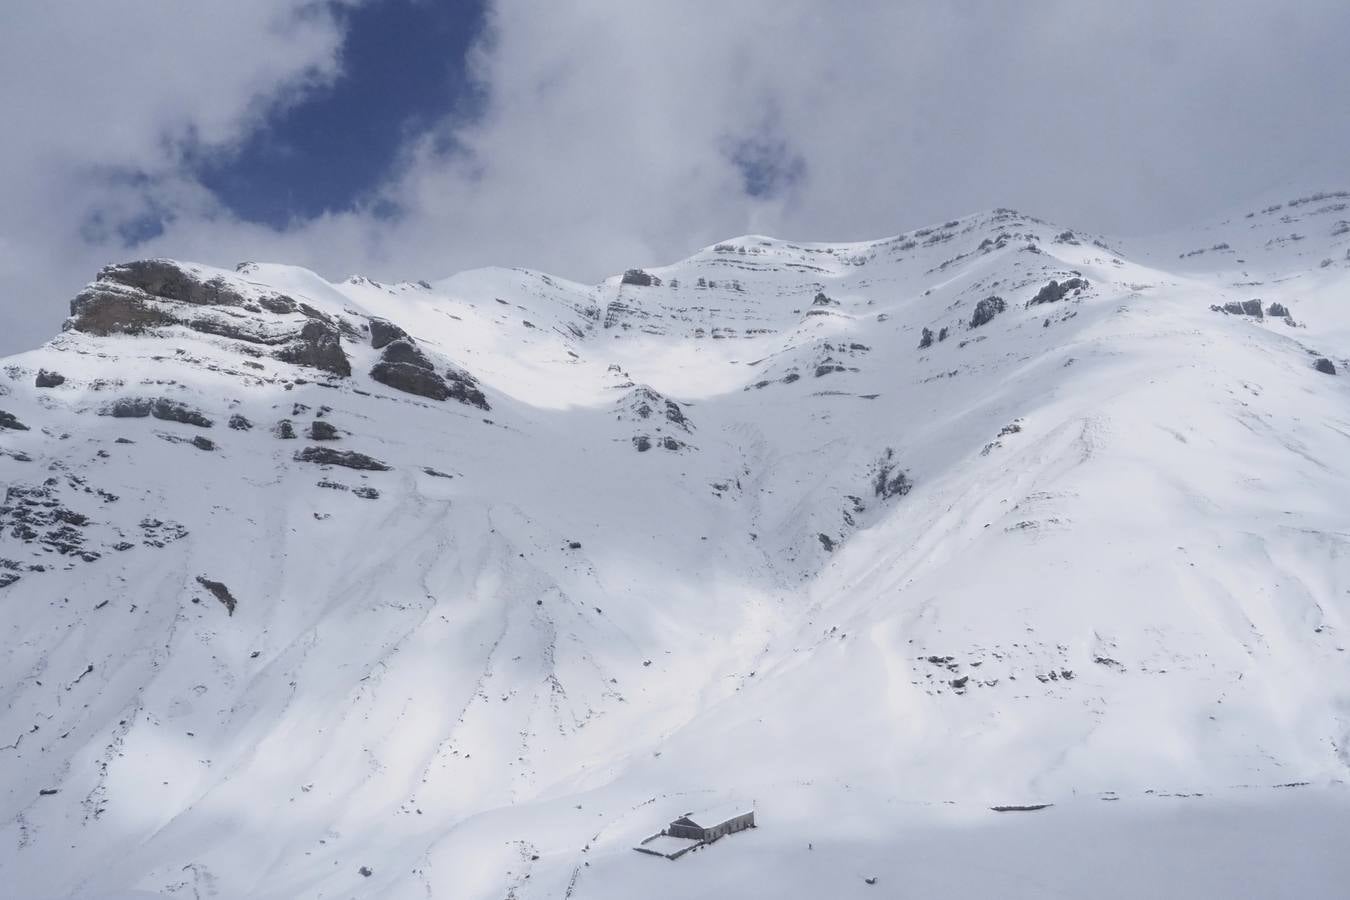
[621, 269, 660, 287]
[194, 575, 237, 615]
[367, 338, 489, 409]
[0, 410, 29, 431]
[370, 361, 451, 401]
[969, 295, 1006, 328]
[918, 327, 934, 349]
[34, 370, 65, 388]
[1211, 299, 1271, 320]
[67, 260, 353, 378]
[99, 260, 246, 307]
[228, 414, 253, 431]
[308, 421, 340, 441]
[380, 339, 433, 369]
[444, 368, 490, 410]
[873, 449, 912, 499]
[1314, 357, 1337, 375]
[369, 318, 409, 349]
[293, 446, 391, 471]
[1027, 277, 1088, 307]
[66, 284, 178, 336]
[274, 319, 351, 377]
[100, 398, 213, 428]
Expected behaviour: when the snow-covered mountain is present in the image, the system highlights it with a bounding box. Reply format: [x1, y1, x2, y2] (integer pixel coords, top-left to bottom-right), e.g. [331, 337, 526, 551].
[3, 195, 1349, 899]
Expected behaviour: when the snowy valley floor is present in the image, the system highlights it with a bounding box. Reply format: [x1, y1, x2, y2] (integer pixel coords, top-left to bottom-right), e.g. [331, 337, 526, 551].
[564, 783, 1350, 900]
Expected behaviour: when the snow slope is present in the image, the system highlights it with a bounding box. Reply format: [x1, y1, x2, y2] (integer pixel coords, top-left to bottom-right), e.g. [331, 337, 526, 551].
[2, 196, 1349, 898]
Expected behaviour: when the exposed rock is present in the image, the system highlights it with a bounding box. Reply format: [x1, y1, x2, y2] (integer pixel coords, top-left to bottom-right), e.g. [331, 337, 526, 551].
[873, 449, 912, 499]
[352, 486, 380, 500]
[621, 269, 659, 287]
[812, 291, 837, 307]
[194, 575, 237, 615]
[938, 326, 950, 342]
[293, 446, 391, 471]
[0, 410, 29, 431]
[66, 285, 178, 336]
[191, 436, 215, 451]
[255, 294, 298, 314]
[274, 319, 351, 377]
[228, 414, 253, 431]
[1240, 299, 1264, 318]
[380, 339, 433, 370]
[633, 436, 652, 452]
[99, 260, 246, 307]
[969, 295, 1007, 328]
[369, 318, 409, 349]
[1314, 357, 1337, 375]
[35, 370, 65, 388]
[817, 533, 835, 552]
[1267, 302, 1291, 318]
[274, 420, 296, 439]
[918, 327, 934, 349]
[445, 368, 490, 410]
[308, 420, 340, 441]
[101, 398, 213, 428]
[370, 362, 450, 401]
[1027, 277, 1088, 307]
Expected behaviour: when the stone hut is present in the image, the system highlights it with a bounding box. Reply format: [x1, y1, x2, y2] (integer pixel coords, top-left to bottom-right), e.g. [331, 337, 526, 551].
[666, 804, 756, 841]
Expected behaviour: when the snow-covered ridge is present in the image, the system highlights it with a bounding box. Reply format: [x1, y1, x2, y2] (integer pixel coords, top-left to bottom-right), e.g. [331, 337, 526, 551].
[2, 198, 1349, 898]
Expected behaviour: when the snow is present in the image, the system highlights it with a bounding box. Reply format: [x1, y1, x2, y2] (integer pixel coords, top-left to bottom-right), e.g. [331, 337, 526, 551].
[1, 197, 1348, 897]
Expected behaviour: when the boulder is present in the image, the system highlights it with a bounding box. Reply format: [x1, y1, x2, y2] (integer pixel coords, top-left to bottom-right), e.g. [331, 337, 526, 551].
[308, 420, 340, 441]
[380, 339, 433, 370]
[1028, 277, 1088, 307]
[101, 398, 213, 428]
[370, 362, 450, 401]
[0, 410, 29, 431]
[969, 295, 1007, 328]
[369, 318, 409, 350]
[194, 575, 237, 615]
[293, 446, 391, 471]
[1314, 357, 1337, 375]
[918, 327, 934, 349]
[34, 370, 65, 388]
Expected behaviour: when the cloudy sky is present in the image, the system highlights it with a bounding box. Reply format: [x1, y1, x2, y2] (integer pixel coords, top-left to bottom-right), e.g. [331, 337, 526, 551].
[2, 0, 1348, 353]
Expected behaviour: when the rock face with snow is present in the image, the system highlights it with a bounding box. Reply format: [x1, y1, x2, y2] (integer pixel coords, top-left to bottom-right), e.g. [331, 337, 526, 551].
[2, 197, 1350, 898]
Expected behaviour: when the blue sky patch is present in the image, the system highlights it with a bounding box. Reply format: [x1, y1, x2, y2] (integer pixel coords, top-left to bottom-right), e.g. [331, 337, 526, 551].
[192, 0, 486, 227]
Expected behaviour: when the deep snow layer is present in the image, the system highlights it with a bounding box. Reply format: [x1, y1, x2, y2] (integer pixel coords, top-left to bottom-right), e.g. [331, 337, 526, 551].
[2, 196, 1349, 898]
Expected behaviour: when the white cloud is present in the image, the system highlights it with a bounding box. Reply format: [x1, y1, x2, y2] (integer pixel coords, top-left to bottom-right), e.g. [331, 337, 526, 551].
[0, 0, 353, 352]
[3, 0, 1350, 354]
